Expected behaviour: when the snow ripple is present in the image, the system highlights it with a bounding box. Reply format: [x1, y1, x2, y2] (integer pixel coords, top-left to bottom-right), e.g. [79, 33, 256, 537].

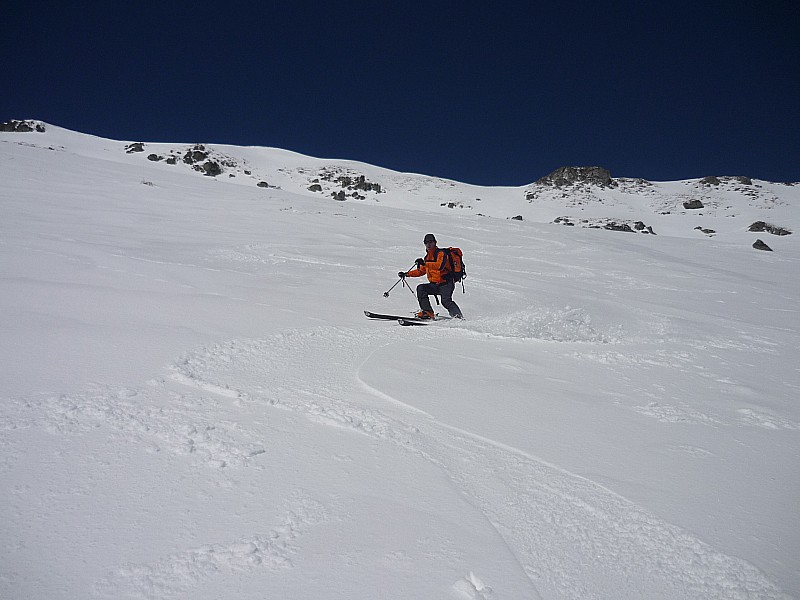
[94, 492, 327, 599]
[2, 384, 267, 469]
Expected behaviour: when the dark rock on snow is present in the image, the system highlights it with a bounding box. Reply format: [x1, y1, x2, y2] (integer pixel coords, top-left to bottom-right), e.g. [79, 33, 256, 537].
[125, 142, 145, 153]
[695, 226, 716, 235]
[753, 239, 773, 251]
[202, 161, 222, 176]
[749, 221, 792, 236]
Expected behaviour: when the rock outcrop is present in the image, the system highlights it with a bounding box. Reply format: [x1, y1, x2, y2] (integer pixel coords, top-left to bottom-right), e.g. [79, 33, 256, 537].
[306, 168, 385, 201]
[555, 216, 656, 234]
[748, 221, 791, 236]
[0, 119, 45, 133]
[535, 166, 616, 188]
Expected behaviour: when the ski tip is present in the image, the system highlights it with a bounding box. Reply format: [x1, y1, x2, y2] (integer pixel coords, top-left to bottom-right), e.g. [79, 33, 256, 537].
[398, 318, 427, 326]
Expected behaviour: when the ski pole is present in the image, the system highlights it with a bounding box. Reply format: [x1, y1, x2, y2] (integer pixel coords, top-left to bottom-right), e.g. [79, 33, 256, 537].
[383, 278, 403, 297]
[383, 263, 418, 298]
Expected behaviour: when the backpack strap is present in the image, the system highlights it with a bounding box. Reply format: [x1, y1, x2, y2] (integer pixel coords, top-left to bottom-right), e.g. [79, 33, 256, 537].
[440, 248, 454, 280]
[437, 248, 448, 270]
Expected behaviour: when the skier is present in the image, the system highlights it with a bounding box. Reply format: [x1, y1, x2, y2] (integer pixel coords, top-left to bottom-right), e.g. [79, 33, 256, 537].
[399, 233, 463, 320]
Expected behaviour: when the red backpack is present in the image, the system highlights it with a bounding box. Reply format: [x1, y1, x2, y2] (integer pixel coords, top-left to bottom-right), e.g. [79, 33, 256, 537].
[443, 247, 466, 284]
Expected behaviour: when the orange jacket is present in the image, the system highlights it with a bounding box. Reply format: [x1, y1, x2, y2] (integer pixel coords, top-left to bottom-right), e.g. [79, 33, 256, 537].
[406, 247, 450, 284]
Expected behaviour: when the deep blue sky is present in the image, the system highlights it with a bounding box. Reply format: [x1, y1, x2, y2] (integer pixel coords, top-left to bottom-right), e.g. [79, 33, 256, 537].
[4, 1, 798, 185]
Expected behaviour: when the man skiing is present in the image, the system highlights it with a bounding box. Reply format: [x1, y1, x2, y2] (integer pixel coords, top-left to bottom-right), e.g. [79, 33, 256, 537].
[398, 233, 463, 320]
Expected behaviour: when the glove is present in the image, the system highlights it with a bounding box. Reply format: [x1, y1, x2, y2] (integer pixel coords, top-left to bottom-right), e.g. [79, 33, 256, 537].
[398, 271, 407, 279]
[415, 258, 425, 267]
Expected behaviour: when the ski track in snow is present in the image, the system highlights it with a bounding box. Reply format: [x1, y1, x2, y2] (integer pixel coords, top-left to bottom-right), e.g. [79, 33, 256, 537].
[163, 324, 788, 600]
[3, 318, 791, 599]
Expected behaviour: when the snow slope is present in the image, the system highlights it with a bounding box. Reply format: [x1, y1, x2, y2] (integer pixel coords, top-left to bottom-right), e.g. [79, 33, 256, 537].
[1, 123, 798, 599]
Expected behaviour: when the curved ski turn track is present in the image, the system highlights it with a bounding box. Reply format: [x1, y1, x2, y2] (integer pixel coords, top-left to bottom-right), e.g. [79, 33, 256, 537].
[2, 316, 793, 599]
[160, 324, 788, 600]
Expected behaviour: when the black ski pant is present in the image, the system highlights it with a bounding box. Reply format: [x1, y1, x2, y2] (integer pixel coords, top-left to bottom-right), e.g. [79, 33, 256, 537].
[417, 281, 462, 317]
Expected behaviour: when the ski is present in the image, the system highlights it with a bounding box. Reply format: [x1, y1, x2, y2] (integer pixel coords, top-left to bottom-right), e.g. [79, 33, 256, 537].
[364, 310, 427, 322]
[400, 315, 460, 326]
[365, 311, 454, 325]
[398, 318, 430, 326]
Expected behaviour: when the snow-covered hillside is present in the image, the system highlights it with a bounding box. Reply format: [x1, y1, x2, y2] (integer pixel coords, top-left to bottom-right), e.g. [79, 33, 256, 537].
[2, 121, 798, 599]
